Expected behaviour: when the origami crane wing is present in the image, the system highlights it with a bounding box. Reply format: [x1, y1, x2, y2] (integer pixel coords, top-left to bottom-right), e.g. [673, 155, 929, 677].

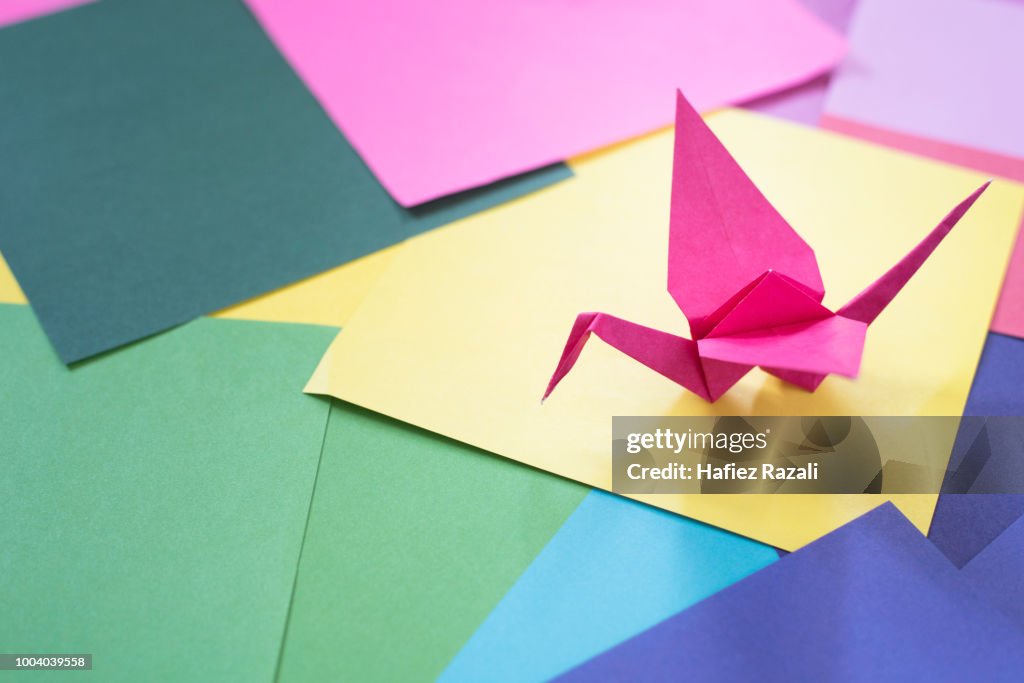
[696, 180, 991, 386]
[838, 181, 992, 324]
[668, 90, 825, 339]
[698, 316, 869, 379]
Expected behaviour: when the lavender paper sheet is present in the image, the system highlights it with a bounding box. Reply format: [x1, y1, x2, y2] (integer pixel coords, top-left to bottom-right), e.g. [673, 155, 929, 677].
[742, 0, 858, 125]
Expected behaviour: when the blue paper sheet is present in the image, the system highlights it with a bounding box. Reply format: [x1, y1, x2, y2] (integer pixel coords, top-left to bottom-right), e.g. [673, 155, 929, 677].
[556, 504, 1024, 682]
[440, 491, 776, 682]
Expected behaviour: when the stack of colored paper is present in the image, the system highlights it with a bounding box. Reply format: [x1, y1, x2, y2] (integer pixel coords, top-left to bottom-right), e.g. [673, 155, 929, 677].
[2, 0, 1022, 681]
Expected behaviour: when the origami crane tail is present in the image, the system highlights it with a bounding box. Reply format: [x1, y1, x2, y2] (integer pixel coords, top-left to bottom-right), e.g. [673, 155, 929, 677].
[542, 312, 711, 401]
[838, 181, 991, 324]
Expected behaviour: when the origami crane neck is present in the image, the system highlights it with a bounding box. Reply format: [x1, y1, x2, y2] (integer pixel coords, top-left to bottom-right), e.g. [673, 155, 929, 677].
[541, 312, 752, 403]
[541, 313, 710, 401]
[542, 91, 992, 403]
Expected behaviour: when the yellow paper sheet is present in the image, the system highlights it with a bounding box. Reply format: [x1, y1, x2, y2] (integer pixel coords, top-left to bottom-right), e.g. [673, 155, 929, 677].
[0, 246, 395, 328]
[0, 252, 26, 304]
[213, 246, 398, 327]
[308, 109, 1024, 550]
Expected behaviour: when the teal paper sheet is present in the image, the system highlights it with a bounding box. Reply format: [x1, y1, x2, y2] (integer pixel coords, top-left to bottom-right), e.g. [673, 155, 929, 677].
[0, 0, 569, 363]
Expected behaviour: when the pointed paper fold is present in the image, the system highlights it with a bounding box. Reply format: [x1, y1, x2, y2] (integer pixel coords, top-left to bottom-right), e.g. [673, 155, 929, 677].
[839, 181, 991, 324]
[543, 313, 712, 401]
[544, 91, 991, 402]
[706, 270, 831, 338]
[668, 90, 825, 339]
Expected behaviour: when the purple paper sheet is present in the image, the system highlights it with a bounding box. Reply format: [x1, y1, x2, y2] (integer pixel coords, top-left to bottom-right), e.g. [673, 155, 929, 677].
[928, 334, 1024, 566]
[823, 0, 1024, 160]
[556, 505, 1024, 682]
[963, 334, 1024, 416]
[960, 514, 1024, 630]
[930, 495, 1024, 568]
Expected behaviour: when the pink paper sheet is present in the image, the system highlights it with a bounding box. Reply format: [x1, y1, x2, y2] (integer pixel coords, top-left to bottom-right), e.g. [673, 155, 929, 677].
[244, 0, 845, 206]
[992, 217, 1024, 339]
[0, 0, 90, 28]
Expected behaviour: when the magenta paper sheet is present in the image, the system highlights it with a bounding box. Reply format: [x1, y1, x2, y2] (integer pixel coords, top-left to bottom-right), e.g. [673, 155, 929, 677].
[244, 0, 845, 206]
[0, 0, 90, 27]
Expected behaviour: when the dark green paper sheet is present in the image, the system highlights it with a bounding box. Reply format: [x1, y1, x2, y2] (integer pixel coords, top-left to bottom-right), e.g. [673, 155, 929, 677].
[0, 305, 336, 682]
[0, 0, 570, 363]
[276, 402, 588, 682]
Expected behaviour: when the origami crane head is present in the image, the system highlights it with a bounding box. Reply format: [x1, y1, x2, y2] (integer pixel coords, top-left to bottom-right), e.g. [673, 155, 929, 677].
[543, 90, 990, 403]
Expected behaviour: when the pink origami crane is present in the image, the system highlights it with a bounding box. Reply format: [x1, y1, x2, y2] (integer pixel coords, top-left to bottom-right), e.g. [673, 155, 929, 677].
[543, 91, 990, 403]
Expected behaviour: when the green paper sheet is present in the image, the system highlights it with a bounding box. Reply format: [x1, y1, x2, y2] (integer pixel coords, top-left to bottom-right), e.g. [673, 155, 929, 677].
[0, 0, 569, 364]
[0, 305, 336, 682]
[276, 402, 588, 682]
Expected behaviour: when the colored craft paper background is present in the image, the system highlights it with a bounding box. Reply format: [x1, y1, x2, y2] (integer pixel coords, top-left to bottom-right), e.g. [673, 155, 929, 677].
[0, 252, 24, 304]
[960, 514, 1024, 629]
[741, 0, 858, 125]
[0, 0, 90, 27]
[452, 331, 1024, 679]
[962, 333, 1024, 416]
[823, 0, 1024, 165]
[928, 334, 1024, 566]
[0, 244, 393, 330]
[822, 114, 1024, 186]
[439, 491, 776, 683]
[307, 109, 1023, 550]
[943, 419, 1024, 495]
[930, 495, 1024, 568]
[243, 0, 844, 206]
[276, 402, 588, 682]
[557, 505, 1024, 682]
[0, 305, 336, 682]
[820, 0, 1024, 188]
[215, 247, 398, 328]
[0, 0, 570, 364]
[820, 0, 1024, 338]
[991, 221, 1024, 337]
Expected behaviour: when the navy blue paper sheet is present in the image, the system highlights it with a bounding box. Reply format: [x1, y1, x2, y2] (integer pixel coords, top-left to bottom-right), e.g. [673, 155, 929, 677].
[557, 505, 1024, 682]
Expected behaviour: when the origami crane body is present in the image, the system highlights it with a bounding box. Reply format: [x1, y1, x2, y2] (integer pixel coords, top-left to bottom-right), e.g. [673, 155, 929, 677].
[543, 91, 990, 402]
